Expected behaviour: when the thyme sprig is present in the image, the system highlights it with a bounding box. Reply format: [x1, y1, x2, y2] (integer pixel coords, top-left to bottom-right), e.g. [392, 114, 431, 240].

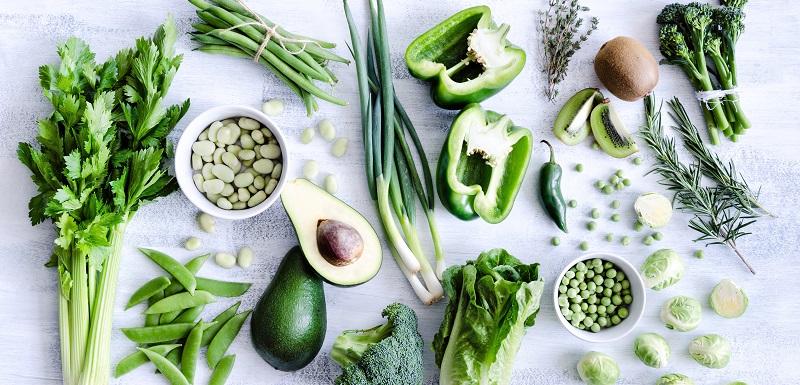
[639, 94, 757, 274]
[667, 98, 776, 217]
[536, 0, 598, 102]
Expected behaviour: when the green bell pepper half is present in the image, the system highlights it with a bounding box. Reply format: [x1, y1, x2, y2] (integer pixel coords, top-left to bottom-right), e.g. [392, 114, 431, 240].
[404, 5, 526, 110]
[436, 103, 532, 224]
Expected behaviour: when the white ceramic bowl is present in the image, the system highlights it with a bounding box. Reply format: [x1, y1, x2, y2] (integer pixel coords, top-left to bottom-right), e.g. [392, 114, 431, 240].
[553, 251, 646, 343]
[175, 105, 290, 220]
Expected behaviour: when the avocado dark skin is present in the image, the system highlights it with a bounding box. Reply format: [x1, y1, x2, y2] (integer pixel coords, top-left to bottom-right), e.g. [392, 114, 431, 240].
[250, 246, 326, 371]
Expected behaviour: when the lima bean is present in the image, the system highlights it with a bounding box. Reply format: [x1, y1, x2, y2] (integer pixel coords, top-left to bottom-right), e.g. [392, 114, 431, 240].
[247, 191, 266, 207]
[240, 134, 255, 149]
[233, 172, 254, 188]
[191, 141, 215, 156]
[181, 320, 204, 384]
[192, 174, 205, 193]
[211, 164, 234, 183]
[300, 127, 315, 144]
[264, 178, 278, 195]
[213, 147, 225, 164]
[216, 126, 232, 145]
[201, 302, 241, 346]
[196, 277, 252, 297]
[228, 192, 239, 204]
[253, 176, 265, 189]
[207, 310, 252, 369]
[262, 99, 284, 116]
[324, 174, 338, 194]
[237, 247, 253, 269]
[120, 322, 216, 344]
[260, 144, 280, 159]
[332, 138, 348, 158]
[318, 119, 336, 141]
[114, 344, 180, 378]
[215, 253, 236, 269]
[144, 291, 216, 314]
[237, 188, 250, 203]
[226, 124, 241, 145]
[208, 121, 223, 141]
[262, 127, 273, 138]
[184, 237, 201, 251]
[216, 197, 233, 210]
[191, 154, 202, 170]
[198, 129, 208, 141]
[238, 149, 255, 161]
[209, 355, 235, 385]
[251, 129, 264, 144]
[220, 183, 234, 197]
[271, 163, 282, 180]
[232, 202, 247, 210]
[201, 163, 214, 180]
[303, 160, 319, 180]
[241, 158, 254, 167]
[138, 347, 190, 385]
[206, 192, 221, 203]
[138, 248, 197, 295]
[222, 152, 240, 169]
[126, 276, 171, 310]
[202, 179, 224, 195]
[253, 159, 274, 174]
[238, 117, 260, 130]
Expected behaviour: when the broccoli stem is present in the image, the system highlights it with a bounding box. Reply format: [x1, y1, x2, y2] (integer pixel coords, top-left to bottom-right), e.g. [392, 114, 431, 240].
[330, 322, 394, 367]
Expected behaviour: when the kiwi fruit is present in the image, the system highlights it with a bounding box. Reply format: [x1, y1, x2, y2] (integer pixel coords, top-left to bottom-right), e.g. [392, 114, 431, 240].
[554, 88, 604, 145]
[594, 36, 659, 102]
[590, 99, 639, 158]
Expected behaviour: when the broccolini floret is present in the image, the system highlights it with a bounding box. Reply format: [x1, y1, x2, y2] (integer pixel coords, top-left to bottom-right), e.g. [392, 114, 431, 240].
[330, 303, 424, 385]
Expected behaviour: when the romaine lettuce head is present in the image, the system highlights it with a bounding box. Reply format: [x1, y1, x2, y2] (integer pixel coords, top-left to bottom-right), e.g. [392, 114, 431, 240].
[432, 248, 544, 385]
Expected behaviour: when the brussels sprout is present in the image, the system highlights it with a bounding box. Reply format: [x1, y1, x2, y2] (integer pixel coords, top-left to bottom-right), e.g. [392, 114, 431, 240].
[660, 296, 702, 332]
[576, 351, 620, 385]
[689, 334, 731, 368]
[633, 332, 670, 368]
[640, 249, 684, 290]
[710, 279, 748, 318]
[634, 192, 673, 228]
[656, 374, 695, 385]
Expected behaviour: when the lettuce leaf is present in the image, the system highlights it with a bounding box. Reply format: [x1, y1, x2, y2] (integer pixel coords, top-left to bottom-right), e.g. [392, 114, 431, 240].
[432, 248, 544, 385]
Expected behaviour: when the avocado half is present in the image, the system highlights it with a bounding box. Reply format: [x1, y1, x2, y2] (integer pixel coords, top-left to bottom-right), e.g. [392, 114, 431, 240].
[280, 178, 382, 286]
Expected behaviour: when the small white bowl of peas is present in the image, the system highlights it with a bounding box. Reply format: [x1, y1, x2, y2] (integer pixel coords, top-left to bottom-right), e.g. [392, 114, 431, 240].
[175, 105, 290, 220]
[553, 252, 646, 343]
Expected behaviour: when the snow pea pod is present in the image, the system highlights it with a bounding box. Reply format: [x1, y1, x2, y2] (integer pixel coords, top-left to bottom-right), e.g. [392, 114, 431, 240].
[172, 305, 206, 325]
[209, 354, 236, 385]
[121, 322, 216, 344]
[145, 290, 165, 327]
[164, 253, 211, 297]
[139, 248, 197, 295]
[181, 320, 204, 384]
[201, 302, 241, 346]
[145, 291, 216, 315]
[207, 310, 251, 369]
[115, 344, 180, 378]
[195, 277, 252, 297]
[538, 140, 568, 233]
[127, 276, 171, 309]
[138, 347, 190, 385]
[160, 309, 183, 325]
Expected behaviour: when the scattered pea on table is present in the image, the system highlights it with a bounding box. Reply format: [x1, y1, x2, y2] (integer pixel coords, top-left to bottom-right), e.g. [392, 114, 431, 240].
[568, 199, 578, 208]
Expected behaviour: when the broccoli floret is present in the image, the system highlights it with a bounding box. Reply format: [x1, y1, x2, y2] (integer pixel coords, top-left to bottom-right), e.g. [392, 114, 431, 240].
[713, 6, 745, 46]
[331, 303, 424, 385]
[656, 3, 686, 25]
[659, 24, 701, 79]
[721, 0, 747, 9]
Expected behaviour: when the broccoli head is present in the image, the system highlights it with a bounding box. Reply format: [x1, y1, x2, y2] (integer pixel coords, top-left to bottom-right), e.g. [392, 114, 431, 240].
[656, 3, 686, 25]
[712, 6, 746, 44]
[721, 0, 748, 9]
[331, 303, 424, 385]
[683, 2, 713, 35]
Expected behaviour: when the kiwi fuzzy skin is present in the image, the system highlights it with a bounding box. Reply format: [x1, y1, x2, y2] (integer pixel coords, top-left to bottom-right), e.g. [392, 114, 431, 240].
[594, 36, 659, 102]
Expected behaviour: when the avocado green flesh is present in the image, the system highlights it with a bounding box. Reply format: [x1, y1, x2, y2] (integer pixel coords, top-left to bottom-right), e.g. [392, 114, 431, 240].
[250, 246, 326, 372]
[281, 178, 382, 286]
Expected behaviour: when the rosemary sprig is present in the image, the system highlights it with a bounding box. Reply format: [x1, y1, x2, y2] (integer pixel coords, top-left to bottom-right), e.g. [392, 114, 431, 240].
[536, 0, 598, 101]
[667, 98, 776, 217]
[639, 94, 757, 274]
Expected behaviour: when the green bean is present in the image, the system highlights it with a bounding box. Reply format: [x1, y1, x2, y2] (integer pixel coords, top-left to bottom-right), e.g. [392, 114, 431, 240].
[209, 354, 236, 385]
[181, 320, 204, 384]
[202, 302, 242, 346]
[127, 276, 171, 310]
[207, 310, 252, 369]
[195, 277, 252, 297]
[115, 344, 180, 378]
[139, 248, 197, 295]
[145, 290, 165, 327]
[145, 291, 216, 314]
[138, 347, 190, 385]
[120, 322, 216, 344]
[172, 305, 206, 325]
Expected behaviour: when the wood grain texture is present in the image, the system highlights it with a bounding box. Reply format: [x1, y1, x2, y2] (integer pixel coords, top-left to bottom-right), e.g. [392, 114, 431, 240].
[1, 0, 799, 384]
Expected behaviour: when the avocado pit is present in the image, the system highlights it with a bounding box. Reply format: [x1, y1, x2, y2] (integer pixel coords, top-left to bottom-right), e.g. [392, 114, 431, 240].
[316, 219, 364, 266]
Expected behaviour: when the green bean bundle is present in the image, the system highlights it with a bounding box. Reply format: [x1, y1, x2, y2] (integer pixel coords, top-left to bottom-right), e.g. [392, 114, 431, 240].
[188, 0, 349, 116]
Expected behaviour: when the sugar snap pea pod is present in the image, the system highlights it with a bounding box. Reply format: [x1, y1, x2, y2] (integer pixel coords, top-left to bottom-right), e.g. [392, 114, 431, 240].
[209, 354, 236, 385]
[145, 290, 166, 327]
[181, 320, 204, 384]
[207, 310, 252, 369]
[127, 276, 171, 309]
[160, 309, 184, 325]
[145, 291, 216, 315]
[158, 346, 183, 375]
[164, 253, 211, 297]
[138, 347, 190, 385]
[201, 302, 241, 346]
[172, 305, 206, 325]
[139, 248, 197, 294]
[121, 322, 216, 344]
[195, 277, 252, 297]
[115, 344, 180, 378]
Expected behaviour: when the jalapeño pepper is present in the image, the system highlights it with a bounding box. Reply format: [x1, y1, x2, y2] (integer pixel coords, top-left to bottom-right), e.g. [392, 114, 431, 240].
[539, 140, 568, 233]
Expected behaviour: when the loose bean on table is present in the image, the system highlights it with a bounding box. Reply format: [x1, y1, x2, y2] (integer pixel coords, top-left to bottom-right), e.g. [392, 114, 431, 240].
[324, 174, 338, 194]
[237, 247, 254, 269]
[184, 237, 201, 251]
[215, 252, 237, 269]
[318, 119, 336, 141]
[262, 99, 284, 116]
[332, 138, 348, 158]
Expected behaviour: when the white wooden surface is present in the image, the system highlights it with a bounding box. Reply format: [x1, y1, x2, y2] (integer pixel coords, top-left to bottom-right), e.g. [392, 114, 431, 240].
[1, 1, 799, 384]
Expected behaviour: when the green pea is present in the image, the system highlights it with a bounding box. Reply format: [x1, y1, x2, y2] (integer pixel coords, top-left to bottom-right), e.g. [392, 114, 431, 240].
[572, 295, 583, 304]
[578, 324, 586, 330]
[586, 270, 595, 279]
[592, 141, 600, 150]
[576, 262, 587, 272]
[597, 305, 607, 315]
[604, 288, 613, 297]
[551, 236, 561, 246]
[559, 285, 568, 294]
[139, 248, 197, 295]
[561, 276, 570, 286]
[600, 297, 611, 307]
[615, 169, 624, 177]
[181, 320, 204, 383]
[144, 291, 217, 315]
[643, 235, 655, 246]
[571, 303, 581, 313]
[195, 277, 252, 297]
[616, 182, 625, 190]
[593, 265, 603, 274]
[618, 307, 629, 319]
[590, 208, 601, 219]
[590, 323, 601, 333]
[115, 344, 181, 378]
[603, 261, 613, 269]
[589, 313, 598, 321]
[581, 282, 590, 291]
[580, 242, 589, 251]
[569, 279, 579, 288]
[593, 275, 604, 286]
[609, 175, 620, 184]
[120, 322, 216, 344]
[606, 269, 617, 279]
[602, 185, 614, 195]
[138, 347, 191, 385]
[611, 315, 622, 325]
[621, 279, 630, 289]
[580, 303, 588, 311]
[562, 307, 573, 318]
[583, 317, 594, 327]
[558, 296, 569, 307]
[621, 236, 631, 246]
[612, 295, 623, 305]
[595, 180, 606, 189]
[695, 250, 704, 259]
[611, 214, 621, 222]
[209, 355, 236, 385]
[575, 271, 586, 281]
[634, 221, 644, 232]
[587, 221, 597, 231]
[633, 156, 643, 165]
[580, 290, 590, 299]
[588, 304, 597, 314]
[201, 302, 242, 346]
[622, 289, 631, 295]
[595, 285, 604, 294]
[622, 178, 631, 186]
[127, 276, 171, 310]
[597, 316, 608, 327]
[610, 200, 620, 209]
[587, 294, 597, 304]
[605, 233, 614, 242]
[624, 295, 633, 305]
[571, 319, 581, 327]
[207, 310, 252, 369]
[616, 271, 625, 281]
[565, 270, 576, 279]
[575, 164, 584, 172]
[607, 304, 617, 314]
[652, 232, 663, 241]
[604, 278, 614, 288]
[587, 282, 597, 292]
[612, 283, 622, 293]
[568, 199, 578, 208]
